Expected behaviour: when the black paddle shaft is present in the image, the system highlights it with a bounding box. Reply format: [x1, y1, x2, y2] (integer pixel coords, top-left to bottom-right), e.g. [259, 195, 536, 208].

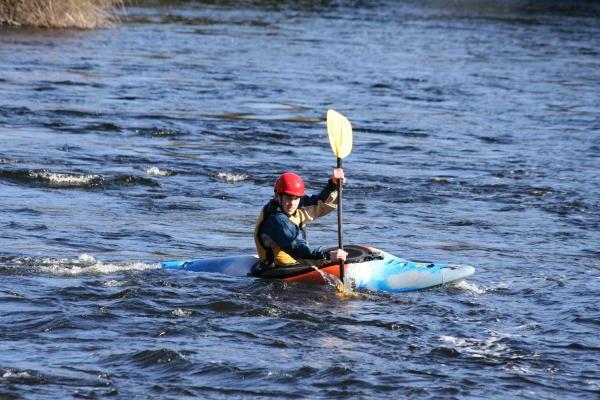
[337, 157, 344, 283]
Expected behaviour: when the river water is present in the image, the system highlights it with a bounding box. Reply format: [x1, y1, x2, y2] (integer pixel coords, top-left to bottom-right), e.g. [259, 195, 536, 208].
[1, 1, 599, 398]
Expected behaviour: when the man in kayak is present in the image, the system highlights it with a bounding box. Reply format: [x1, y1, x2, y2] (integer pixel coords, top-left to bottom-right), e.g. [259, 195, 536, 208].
[253, 170, 348, 273]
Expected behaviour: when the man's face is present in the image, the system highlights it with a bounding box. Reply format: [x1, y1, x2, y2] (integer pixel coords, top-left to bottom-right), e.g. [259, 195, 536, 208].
[278, 193, 301, 216]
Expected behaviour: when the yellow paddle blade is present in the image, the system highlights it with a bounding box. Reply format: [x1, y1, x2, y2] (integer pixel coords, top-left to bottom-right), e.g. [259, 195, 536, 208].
[327, 109, 353, 159]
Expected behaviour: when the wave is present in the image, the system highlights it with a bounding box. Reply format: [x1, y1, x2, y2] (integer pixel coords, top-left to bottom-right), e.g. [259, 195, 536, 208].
[0, 169, 103, 188]
[1, 367, 112, 389]
[452, 280, 486, 294]
[146, 166, 173, 177]
[84, 122, 122, 132]
[438, 332, 510, 359]
[110, 175, 159, 187]
[30, 170, 102, 187]
[130, 349, 189, 368]
[0, 106, 33, 118]
[135, 128, 190, 137]
[3, 254, 158, 276]
[211, 171, 250, 183]
[0, 168, 159, 189]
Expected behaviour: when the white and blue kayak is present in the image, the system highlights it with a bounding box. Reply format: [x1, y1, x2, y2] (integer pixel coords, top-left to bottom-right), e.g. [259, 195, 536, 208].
[162, 245, 475, 292]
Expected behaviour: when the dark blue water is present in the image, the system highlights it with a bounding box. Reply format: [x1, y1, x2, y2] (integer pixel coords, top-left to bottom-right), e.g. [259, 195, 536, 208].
[1, 1, 599, 398]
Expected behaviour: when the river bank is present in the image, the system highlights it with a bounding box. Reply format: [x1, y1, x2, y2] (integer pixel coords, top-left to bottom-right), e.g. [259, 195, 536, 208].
[0, 0, 122, 28]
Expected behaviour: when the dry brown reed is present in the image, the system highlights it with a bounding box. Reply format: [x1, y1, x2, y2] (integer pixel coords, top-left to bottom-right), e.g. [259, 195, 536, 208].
[0, 0, 123, 29]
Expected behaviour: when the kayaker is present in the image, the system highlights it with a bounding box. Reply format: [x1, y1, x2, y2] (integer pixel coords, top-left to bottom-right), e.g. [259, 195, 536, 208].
[253, 170, 348, 273]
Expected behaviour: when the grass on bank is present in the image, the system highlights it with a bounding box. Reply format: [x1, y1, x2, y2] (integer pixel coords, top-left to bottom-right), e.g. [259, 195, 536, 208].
[0, 0, 123, 29]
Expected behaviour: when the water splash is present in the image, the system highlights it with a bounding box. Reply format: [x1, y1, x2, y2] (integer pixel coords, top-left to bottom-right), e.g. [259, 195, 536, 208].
[171, 308, 193, 317]
[309, 265, 342, 288]
[8, 254, 159, 276]
[452, 280, 486, 294]
[211, 172, 249, 182]
[145, 166, 172, 177]
[308, 265, 362, 297]
[29, 170, 103, 187]
[438, 332, 512, 359]
[1, 370, 32, 379]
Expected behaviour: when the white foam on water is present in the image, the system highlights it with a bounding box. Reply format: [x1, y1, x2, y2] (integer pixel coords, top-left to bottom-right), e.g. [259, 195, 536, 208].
[146, 166, 171, 177]
[171, 308, 192, 317]
[502, 363, 532, 375]
[2, 370, 32, 379]
[103, 279, 129, 287]
[438, 332, 510, 359]
[452, 280, 486, 294]
[584, 379, 599, 392]
[213, 171, 249, 182]
[29, 170, 101, 187]
[37, 255, 159, 276]
[78, 253, 96, 263]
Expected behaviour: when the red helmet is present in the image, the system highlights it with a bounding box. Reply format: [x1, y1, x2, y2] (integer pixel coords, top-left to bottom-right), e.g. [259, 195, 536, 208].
[274, 172, 305, 196]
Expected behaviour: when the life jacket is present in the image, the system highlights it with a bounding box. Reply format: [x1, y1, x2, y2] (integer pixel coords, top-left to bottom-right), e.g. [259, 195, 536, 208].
[254, 201, 306, 267]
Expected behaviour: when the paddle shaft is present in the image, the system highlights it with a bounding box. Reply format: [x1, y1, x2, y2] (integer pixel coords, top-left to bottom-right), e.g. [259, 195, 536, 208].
[337, 157, 344, 283]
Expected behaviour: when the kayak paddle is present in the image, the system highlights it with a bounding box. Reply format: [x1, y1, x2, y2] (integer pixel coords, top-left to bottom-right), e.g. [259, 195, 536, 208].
[326, 109, 353, 287]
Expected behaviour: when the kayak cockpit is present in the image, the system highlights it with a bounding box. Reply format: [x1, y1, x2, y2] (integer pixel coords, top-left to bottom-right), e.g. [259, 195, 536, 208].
[255, 245, 383, 280]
